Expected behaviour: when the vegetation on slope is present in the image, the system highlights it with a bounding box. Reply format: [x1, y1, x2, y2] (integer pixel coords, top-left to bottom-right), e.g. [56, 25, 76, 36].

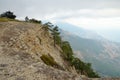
[0, 11, 100, 78]
[40, 54, 64, 70]
[0, 11, 16, 19]
[41, 20, 100, 78]
[61, 41, 100, 78]
[41, 54, 57, 67]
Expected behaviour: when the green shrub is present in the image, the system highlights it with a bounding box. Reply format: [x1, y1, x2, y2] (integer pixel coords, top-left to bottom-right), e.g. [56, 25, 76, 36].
[40, 54, 64, 70]
[29, 18, 41, 24]
[40, 54, 59, 67]
[61, 41, 100, 78]
[0, 11, 16, 19]
[61, 41, 73, 61]
[71, 57, 100, 78]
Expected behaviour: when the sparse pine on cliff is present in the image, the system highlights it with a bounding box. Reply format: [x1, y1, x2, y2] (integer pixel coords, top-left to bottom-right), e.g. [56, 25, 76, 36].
[0, 11, 100, 80]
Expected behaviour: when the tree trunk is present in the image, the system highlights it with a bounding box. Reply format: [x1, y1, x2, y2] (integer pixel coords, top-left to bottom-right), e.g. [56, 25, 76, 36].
[54, 36, 56, 47]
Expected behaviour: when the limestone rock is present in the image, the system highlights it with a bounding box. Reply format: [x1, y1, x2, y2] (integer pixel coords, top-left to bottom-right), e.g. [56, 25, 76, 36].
[0, 21, 81, 80]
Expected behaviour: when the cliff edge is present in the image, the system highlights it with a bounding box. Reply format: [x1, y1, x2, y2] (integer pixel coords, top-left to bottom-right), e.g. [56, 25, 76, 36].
[0, 21, 81, 80]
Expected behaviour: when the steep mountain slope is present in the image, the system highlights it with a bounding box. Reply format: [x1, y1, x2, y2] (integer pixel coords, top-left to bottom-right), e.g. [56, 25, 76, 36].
[0, 20, 120, 80]
[0, 21, 81, 80]
[61, 30, 120, 77]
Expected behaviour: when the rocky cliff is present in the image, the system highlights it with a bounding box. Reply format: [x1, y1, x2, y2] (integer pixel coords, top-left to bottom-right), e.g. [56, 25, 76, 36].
[0, 21, 120, 80]
[0, 21, 82, 80]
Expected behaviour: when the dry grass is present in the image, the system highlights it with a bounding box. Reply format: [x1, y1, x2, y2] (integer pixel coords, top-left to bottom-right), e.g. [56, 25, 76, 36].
[40, 54, 64, 70]
[40, 54, 58, 67]
[0, 17, 20, 22]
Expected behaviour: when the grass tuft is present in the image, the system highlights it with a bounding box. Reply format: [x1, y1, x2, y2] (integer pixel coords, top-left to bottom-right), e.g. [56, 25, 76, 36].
[40, 54, 64, 70]
[0, 17, 20, 22]
[40, 54, 58, 67]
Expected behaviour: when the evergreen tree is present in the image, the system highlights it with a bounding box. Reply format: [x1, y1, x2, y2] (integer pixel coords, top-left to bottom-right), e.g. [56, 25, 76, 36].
[42, 22, 53, 36]
[51, 26, 60, 47]
[29, 18, 41, 23]
[25, 16, 29, 22]
[61, 41, 73, 60]
[0, 11, 16, 19]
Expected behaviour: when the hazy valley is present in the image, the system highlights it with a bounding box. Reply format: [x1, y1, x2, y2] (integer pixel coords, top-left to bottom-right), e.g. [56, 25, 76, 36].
[58, 23, 120, 77]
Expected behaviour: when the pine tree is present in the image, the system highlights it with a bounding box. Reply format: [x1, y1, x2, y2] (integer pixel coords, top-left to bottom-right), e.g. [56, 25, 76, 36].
[25, 16, 29, 22]
[42, 22, 53, 36]
[51, 26, 60, 47]
[0, 11, 16, 19]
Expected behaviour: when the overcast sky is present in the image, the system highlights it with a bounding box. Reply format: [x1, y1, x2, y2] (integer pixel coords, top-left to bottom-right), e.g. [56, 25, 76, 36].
[0, 0, 120, 42]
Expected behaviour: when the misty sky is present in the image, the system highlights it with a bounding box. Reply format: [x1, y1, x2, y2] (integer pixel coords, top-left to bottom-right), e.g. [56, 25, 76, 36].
[0, 0, 120, 42]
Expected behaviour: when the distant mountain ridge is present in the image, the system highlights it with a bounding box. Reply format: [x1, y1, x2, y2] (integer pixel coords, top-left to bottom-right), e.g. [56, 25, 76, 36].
[59, 25, 120, 77]
[56, 22, 104, 41]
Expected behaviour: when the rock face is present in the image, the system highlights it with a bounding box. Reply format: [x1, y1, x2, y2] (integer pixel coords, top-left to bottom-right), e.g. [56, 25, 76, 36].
[0, 21, 120, 80]
[0, 21, 82, 80]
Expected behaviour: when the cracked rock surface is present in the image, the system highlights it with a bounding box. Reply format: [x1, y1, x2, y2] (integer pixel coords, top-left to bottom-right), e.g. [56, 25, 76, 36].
[0, 22, 81, 80]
